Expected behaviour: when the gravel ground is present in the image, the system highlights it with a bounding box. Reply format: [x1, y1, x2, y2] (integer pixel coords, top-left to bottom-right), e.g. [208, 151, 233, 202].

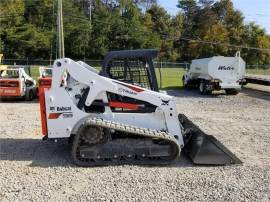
[0, 87, 269, 201]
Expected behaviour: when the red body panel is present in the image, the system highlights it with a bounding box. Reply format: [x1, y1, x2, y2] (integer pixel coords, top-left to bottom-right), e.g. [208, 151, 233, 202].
[109, 101, 140, 110]
[0, 79, 21, 97]
[39, 77, 52, 87]
[48, 113, 62, 119]
[38, 77, 52, 136]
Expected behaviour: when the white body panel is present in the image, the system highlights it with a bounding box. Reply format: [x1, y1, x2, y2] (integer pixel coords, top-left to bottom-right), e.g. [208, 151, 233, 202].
[45, 58, 184, 147]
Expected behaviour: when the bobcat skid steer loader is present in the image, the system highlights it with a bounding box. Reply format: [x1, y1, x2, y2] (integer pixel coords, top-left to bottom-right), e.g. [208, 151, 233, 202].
[0, 65, 37, 100]
[39, 54, 241, 166]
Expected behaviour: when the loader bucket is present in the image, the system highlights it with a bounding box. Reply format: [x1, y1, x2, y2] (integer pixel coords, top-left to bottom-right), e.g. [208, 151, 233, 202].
[179, 114, 242, 165]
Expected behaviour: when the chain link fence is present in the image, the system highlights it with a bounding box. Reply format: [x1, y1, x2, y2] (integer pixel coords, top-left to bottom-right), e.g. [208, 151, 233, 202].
[2, 58, 269, 89]
[154, 62, 188, 89]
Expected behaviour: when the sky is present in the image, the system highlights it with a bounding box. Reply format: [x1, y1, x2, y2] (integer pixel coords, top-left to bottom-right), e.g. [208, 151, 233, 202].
[159, 0, 270, 34]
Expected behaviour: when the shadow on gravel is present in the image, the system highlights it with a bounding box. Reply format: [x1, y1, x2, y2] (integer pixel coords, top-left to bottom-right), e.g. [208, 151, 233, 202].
[241, 87, 270, 101]
[166, 88, 226, 98]
[0, 138, 193, 168]
[0, 138, 72, 167]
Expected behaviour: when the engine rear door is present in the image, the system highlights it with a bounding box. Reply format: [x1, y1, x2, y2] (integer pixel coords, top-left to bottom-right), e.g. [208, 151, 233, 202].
[39, 77, 52, 136]
[0, 79, 21, 97]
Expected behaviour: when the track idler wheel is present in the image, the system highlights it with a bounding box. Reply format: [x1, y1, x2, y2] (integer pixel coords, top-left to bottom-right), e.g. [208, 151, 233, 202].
[123, 153, 135, 161]
[81, 125, 106, 145]
[112, 154, 121, 161]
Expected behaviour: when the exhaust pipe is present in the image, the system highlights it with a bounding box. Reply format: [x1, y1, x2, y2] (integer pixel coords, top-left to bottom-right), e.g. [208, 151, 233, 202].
[179, 114, 242, 165]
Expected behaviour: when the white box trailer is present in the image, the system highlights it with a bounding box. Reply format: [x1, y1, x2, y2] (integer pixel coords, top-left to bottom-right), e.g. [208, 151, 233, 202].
[182, 52, 246, 95]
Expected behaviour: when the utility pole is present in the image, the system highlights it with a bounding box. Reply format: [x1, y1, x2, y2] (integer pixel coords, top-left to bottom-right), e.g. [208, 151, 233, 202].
[57, 0, 65, 58]
[88, 0, 92, 23]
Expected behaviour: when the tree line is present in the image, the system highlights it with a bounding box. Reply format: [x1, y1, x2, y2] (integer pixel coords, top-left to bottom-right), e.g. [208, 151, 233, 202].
[0, 0, 270, 64]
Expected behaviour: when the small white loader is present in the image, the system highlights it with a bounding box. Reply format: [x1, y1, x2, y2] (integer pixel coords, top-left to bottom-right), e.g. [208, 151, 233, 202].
[0, 65, 37, 100]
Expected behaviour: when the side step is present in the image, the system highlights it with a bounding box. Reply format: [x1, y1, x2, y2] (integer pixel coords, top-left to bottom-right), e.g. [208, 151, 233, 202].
[179, 114, 242, 165]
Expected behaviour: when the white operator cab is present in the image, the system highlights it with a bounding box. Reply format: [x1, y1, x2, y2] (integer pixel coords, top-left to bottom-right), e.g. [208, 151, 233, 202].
[39, 66, 53, 78]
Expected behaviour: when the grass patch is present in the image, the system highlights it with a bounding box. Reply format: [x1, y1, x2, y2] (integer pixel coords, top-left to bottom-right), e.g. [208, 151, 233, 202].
[30, 66, 40, 82]
[246, 68, 270, 75]
[156, 68, 186, 89]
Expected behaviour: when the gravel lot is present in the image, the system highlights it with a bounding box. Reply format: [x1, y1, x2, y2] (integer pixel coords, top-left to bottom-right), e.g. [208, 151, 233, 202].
[0, 87, 269, 201]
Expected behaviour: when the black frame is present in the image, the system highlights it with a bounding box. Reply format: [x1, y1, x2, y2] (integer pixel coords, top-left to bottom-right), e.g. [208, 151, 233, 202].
[100, 49, 159, 91]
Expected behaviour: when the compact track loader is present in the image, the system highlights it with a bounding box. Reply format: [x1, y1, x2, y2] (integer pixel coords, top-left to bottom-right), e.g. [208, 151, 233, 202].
[0, 65, 37, 100]
[40, 52, 241, 166]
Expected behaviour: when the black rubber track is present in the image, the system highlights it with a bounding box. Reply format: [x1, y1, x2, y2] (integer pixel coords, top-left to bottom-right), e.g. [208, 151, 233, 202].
[71, 118, 180, 167]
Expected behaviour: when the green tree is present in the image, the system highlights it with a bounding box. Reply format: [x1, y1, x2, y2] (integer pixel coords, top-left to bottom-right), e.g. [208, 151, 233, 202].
[213, 0, 245, 55]
[146, 5, 177, 60]
[0, 0, 269, 64]
[4, 24, 51, 58]
[90, 2, 112, 58]
[63, 0, 91, 58]
[243, 23, 270, 64]
[0, 0, 25, 56]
